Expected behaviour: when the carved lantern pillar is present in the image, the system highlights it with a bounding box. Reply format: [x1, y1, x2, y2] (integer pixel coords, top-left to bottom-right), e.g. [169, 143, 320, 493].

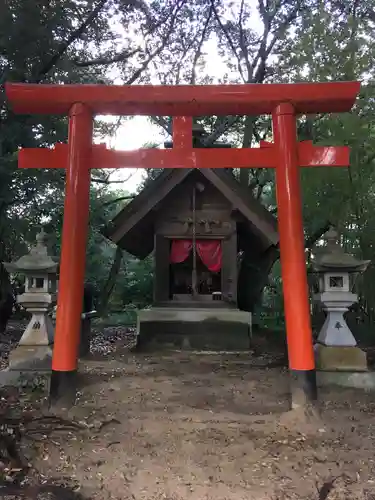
[3, 228, 58, 370]
[312, 226, 370, 372]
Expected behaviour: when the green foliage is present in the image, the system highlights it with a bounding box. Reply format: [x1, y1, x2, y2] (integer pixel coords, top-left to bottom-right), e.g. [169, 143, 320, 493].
[111, 255, 154, 310]
[94, 309, 138, 328]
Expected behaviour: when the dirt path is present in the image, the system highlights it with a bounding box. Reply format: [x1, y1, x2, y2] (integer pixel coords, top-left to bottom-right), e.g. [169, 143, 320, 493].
[11, 352, 371, 500]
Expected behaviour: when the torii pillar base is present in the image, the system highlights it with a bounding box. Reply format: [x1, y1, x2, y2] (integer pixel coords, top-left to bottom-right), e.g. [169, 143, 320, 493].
[290, 370, 318, 410]
[49, 370, 78, 409]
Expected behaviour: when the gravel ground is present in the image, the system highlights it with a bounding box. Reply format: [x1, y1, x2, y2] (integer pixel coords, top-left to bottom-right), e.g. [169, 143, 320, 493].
[1, 321, 375, 499]
[0, 320, 137, 370]
[0, 320, 23, 370]
[0, 352, 375, 499]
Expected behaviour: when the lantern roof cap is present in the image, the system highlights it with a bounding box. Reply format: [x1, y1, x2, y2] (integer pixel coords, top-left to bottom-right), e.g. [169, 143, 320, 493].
[3, 228, 58, 274]
[312, 226, 370, 273]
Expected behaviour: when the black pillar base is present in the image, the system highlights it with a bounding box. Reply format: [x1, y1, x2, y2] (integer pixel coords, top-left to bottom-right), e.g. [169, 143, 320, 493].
[290, 369, 317, 410]
[49, 370, 77, 409]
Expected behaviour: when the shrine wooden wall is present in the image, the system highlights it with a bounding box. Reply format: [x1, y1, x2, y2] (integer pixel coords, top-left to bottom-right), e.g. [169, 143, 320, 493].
[155, 173, 235, 238]
[153, 172, 238, 307]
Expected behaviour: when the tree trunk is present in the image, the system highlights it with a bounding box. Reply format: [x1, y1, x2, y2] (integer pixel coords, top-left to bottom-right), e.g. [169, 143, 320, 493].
[238, 221, 333, 313]
[239, 116, 254, 186]
[98, 246, 123, 316]
[237, 246, 279, 312]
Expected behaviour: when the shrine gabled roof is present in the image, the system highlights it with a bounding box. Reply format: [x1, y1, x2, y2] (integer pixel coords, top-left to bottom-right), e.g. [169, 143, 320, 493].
[103, 168, 279, 259]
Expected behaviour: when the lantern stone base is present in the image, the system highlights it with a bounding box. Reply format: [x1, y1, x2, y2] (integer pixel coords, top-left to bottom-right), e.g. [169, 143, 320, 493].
[317, 371, 375, 390]
[5, 345, 53, 398]
[17, 310, 55, 346]
[8, 310, 55, 372]
[8, 345, 53, 372]
[314, 344, 367, 372]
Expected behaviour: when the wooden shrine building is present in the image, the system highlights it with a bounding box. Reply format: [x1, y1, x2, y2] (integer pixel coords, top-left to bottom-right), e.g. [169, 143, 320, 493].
[105, 168, 279, 350]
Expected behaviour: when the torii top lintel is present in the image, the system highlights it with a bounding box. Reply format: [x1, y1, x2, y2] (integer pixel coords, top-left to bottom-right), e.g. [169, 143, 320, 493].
[5, 81, 360, 116]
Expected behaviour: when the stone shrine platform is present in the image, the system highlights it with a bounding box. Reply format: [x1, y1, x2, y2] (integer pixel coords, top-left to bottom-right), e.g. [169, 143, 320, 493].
[135, 307, 252, 351]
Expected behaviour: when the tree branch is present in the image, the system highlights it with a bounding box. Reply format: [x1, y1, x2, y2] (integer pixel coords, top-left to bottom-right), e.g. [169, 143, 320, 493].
[100, 195, 135, 208]
[204, 1, 303, 146]
[124, 0, 186, 86]
[254, 0, 303, 82]
[250, 0, 273, 81]
[201, 116, 241, 147]
[305, 221, 332, 249]
[91, 178, 133, 185]
[133, 1, 187, 135]
[253, 122, 272, 143]
[150, 116, 171, 134]
[74, 0, 167, 68]
[210, 0, 246, 82]
[161, 13, 207, 85]
[31, 0, 110, 83]
[239, 116, 255, 186]
[190, 5, 213, 84]
[74, 48, 141, 67]
[238, 0, 252, 81]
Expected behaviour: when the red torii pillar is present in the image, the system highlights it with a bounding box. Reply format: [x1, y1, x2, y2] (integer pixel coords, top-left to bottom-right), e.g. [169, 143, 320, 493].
[5, 81, 360, 408]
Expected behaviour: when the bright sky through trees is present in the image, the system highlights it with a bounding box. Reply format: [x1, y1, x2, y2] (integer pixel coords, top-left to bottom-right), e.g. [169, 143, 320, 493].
[98, 8, 262, 193]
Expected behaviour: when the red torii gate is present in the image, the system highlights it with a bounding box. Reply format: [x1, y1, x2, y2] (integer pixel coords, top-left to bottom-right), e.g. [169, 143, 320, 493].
[5, 81, 360, 408]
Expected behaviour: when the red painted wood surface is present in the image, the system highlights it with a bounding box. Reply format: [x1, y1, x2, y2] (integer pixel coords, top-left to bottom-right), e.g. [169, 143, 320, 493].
[173, 116, 193, 148]
[18, 142, 350, 170]
[272, 103, 315, 372]
[52, 104, 92, 372]
[5, 81, 360, 116]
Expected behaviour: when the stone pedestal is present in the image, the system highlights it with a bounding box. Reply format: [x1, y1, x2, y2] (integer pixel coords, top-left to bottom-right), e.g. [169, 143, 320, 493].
[313, 292, 368, 372]
[314, 292, 368, 372]
[5, 298, 54, 397]
[315, 292, 357, 346]
[9, 346, 53, 371]
[9, 294, 54, 371]
[315, 344, 367, 372]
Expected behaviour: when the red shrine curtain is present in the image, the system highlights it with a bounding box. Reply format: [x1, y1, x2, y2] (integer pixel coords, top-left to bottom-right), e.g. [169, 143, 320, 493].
[170, 239, 192, 263]
[196, 240, 222, 272]
[170, 239, 222, 272]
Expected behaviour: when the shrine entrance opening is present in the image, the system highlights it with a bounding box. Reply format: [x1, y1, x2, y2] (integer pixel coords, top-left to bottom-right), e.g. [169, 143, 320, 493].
[5, 81, 360, 409]
[169, 239, 223, 301]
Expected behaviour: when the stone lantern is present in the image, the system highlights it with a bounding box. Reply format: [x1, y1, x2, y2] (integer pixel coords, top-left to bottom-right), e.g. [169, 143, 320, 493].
[4, 228, 58, 370]
[312, 226, 370, 371]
